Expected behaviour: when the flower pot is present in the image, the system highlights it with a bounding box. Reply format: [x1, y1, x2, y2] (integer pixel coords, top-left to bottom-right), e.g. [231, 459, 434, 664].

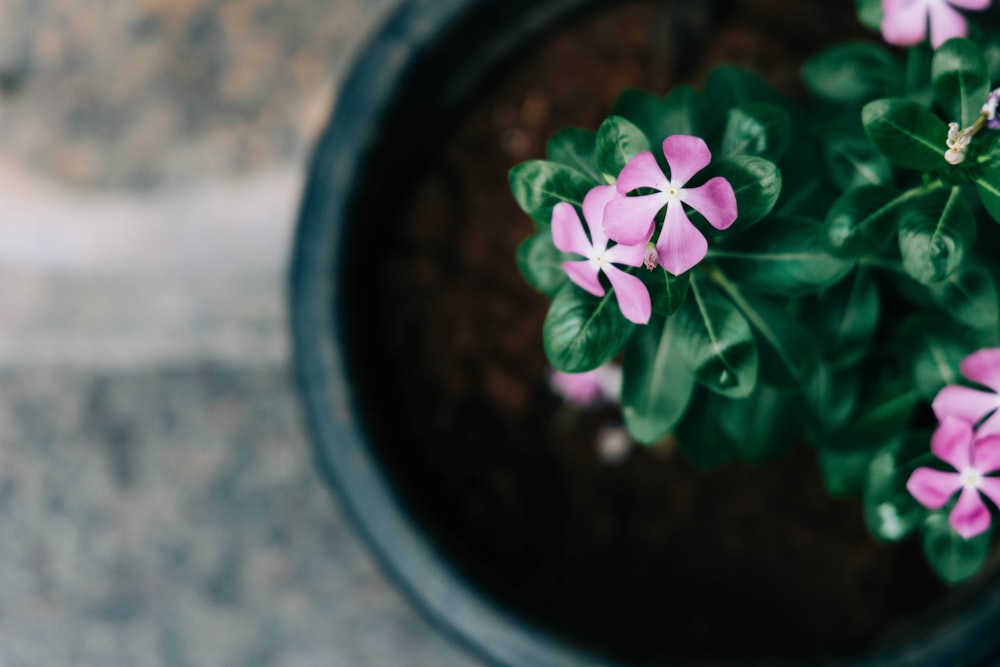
[291, 0, 1000, 664]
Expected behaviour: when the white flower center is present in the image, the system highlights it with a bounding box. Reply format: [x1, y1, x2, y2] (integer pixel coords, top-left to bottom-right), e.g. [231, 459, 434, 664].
[961, 467, 983, 490]
[666, 187, 680, 199]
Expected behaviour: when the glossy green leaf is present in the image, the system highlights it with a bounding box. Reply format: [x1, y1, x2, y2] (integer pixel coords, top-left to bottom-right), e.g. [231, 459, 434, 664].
[898, 185, 975, 284]
[712, 218, 854, 296]
[775, 144, 837, 218]
[820, 447, 877, 498]
[636, 266, 690, 316]
[856, 0, 882, 31]
[676, 276, 758, 398]
[509, 160, 596, 227]
[928, 261, 999, 330]
[543, 282, 633, 372]
[815, 123, 893, 191]
[705, 66, 784, 111]
[862, 98, 948, 171]
[922, 512, 991, 585]
[825, 185, 905, 258]
[596, 115, 651, 180]
[932, 38, 990, 128]
[719, 104, 791, 162]
[515, 231, 570, 296]
[716, 384, 796, 463]
[975, 164, 1000, 224]
[805, 363, 861, 432]
[896, 316, 974, 400]
[674, 391, 736, 470]
[621, 315, 695, 444]
[546, 128, 601, 183]
[812, 371, 917, 453]
[613, 85, 720, 145]
[808, 269, 880, 367]
[709, 156, 782, 229]
[803, 43, 900, 105]
[863, 434, 931, 540]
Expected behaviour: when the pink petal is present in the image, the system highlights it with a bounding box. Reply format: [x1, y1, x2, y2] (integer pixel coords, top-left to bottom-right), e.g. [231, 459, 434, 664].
[603, 264, 652, 324]
[603, 240, 648, 267]
[616, 151, 669, 194]
[603, 193, 666, 246]
[881, 0, 929, 46]
[549, 368, 605, 407]
[551, 202, 592, 257]
[959, 348, 1000, 392]
[582, 185, 620, 252]
[662, 135, 712, 188]
[932, 385, 1000, 427]
[977, 409, 1000, 437]
[680, 177, 738, 231]
[907, 467, 962, 508]
[928, 1, 968, 47]
[656, 200, 708, 276]
[972, 434, 1000, 475]
[563, 260, 604, 297]
[949, 485, 992, 539]
[976, 476, 1000, 508]
[946, 0, 989, 9]
[932, 416, 975, 472]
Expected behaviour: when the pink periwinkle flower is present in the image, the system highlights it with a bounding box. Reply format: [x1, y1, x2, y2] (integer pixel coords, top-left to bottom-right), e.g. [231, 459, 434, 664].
[548, 363, 621, 408]
[983, 88, 1000, 130]
[881, 0, 991, 49]
[933, 348, 1000, 435]
[551, 185, 652, 324]
[907, 417, 1000, 538]
[602, 135, 737, 276]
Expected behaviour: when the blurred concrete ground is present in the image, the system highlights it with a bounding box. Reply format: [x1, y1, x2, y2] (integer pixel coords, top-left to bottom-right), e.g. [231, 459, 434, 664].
[0, 0, 480, 665]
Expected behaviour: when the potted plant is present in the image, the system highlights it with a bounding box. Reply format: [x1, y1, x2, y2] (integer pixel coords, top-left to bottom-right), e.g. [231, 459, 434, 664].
[292, 0, 1000, 664]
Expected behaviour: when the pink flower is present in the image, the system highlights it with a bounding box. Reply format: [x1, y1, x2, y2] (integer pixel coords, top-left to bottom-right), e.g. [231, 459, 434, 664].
[548, 363, 621, 408]
[551, 185, 652, 324]
[880, 0, 991, 49]
[907, 417, 1000, 538]
[602, 135, 737, 276]
[933, 348, 1000, 436]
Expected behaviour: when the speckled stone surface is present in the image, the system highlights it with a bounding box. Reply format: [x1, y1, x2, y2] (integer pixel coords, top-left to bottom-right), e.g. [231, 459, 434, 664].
[0, 0, 483, 664]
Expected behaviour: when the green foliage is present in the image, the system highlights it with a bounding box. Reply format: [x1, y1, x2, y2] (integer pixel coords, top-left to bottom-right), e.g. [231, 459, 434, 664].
[515, 231, 570, 296]
[976, 164, 1000, 224]
[509, 161, 596, 226]
[637, 266, 690, 317]
[896, 316, 978, 400]
[862, 98, 948, 171]
[863, 434, 931, 540]
[596, 116, 650, 180]
[705, 66, 784, 110]
[719, 104, 791, 162]
[922, 513, 992, 585]
[543, 282, 633, 373]
[613, 86, 720, 145]
[855, 0, 882, 31]
[709, 157, 782, 229]
[927, 261, 1000, 331]
[546, 128, 601, 183]
[897, 186, 975, 285]
[803, 43, 900, 106]
[815, 123, 893, 191]
[932, 38, 989, 128]
[820, 447, 876, 498]
[806, 269, 880, 367]
[825, 185, 904, 258]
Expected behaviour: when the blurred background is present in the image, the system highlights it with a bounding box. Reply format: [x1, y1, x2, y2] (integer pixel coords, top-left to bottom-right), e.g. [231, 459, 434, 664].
[0, 0, 480, 664]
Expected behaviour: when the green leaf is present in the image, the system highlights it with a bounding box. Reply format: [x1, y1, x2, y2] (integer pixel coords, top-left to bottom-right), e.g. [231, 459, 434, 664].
[896, 316, 974, 400]
[808, 269, 880, 367]
[613, 86, 720, 145]
[674, 391, 736, 470]
[675, 276, 758, 398]
[922, 512, 991, 585]
[709, 156, 782, 229]
[621, 315, 695, 444]
[898, 185, 975, 284]
[719, 104, 791, 162]
[543, 282, 633, 372]
[509, 161, 596, 227]
[596, 115, 651, 180]
[927, 261, 999, 330]
[975, 164, 1000, 224]
[805, 363, 861, 432]
[775, 144, 836, 218]
[856, 0, 882, 31]
[515, 232, 570, 296]
[825, 185, 905, 258]
[815, 123, 893, 191]
[932, 38, 990, 128]
[863, 434, 931, 540]
[716, 384, 796, 463]
[803, 43, 901, 106]
[820, 447, 877, 498]
[712, 218, 854, 296]
[636, 266, 690, 316]
[705, 66, 784, 111]
[546, 128, 602, 183]
[811, 370, 917, 453]
[862, 98, 948, 171]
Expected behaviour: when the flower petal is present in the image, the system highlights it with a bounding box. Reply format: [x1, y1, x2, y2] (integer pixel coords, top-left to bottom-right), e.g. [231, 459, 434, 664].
[582, 185, 620, 251]
[603, 240, 647, 267]
[947, 0, 990, 9]
[616, 151, 669, 194]
[881, 0, 929, 46]
[662, 135, 712, 187]
[907, 467, 962, 509]
[549, 368, 605, 407]
[563, 260, 604, 297]
[932, 385, 1000, 427]
[603, 264, 652, 324]
[976, 475, 1000, 508]
[603, 193, 665, 246]
[959, 348, 1000, 392]
[977, 409, 1000, 437]
[551, 202, 592, 257]
[928, 1, 967, 48]
[656, 200, 708, 276]
[932, 416, 975, 472]
[972, 434, 1000, 474]
[680, 177, 738, 231]
[949, 485, 992, 539]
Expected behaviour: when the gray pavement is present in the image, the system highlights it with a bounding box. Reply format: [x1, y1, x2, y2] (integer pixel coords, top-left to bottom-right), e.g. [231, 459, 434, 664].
[0, 0, 481, 665]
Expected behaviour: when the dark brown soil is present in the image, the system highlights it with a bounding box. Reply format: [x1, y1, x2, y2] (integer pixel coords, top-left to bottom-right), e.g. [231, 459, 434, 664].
[375, 0, 954, 662]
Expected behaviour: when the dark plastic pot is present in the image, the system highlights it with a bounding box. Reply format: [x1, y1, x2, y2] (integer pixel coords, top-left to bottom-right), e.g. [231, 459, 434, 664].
[290, 0, 1000, 665]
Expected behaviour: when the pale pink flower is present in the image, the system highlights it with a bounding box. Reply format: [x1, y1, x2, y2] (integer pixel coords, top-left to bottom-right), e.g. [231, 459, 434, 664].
[907, 417, 1000, 538]
[602, 135, 737, 276]
[551, 185, 651, 324]
[933, 348, 1000, 435]
[548, 363, 621, 408]
[881, 0, 991, 49]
